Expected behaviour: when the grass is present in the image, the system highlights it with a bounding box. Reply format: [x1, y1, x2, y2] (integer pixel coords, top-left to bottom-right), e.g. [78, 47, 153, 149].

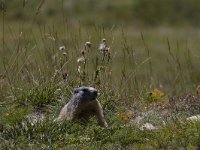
[1, 24, 200, 149]
[1, 3, 200, 149]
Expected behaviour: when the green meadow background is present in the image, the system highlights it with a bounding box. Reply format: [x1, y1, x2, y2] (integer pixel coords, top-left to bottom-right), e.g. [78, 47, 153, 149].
[0, 0, 200, 149]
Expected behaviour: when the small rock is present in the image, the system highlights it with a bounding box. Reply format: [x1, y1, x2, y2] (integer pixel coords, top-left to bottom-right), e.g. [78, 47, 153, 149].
[139, 123, 158, 131]
[187, 115, 200, 121]
[133, 116, 144, 126]
[26, 112, 45, 125]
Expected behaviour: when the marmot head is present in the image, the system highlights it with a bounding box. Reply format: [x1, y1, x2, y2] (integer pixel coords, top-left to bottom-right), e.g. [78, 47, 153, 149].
[73, 86, 98, 103]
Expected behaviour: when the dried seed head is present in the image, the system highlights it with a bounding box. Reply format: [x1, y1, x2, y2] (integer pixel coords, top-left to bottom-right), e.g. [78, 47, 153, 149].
[59, 46, 65, 51]
[85, 41, 92, 48]
[105, 47, 110, 51]
[102, 38, 106, 42]
[99, 43, 105, 51]
[99, 38, 110, 52]
[62, 52, 67, 56]
[77, 56, 85, 63]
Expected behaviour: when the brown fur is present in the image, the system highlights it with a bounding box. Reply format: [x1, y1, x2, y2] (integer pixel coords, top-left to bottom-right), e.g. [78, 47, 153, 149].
[55, 87, 108, 127]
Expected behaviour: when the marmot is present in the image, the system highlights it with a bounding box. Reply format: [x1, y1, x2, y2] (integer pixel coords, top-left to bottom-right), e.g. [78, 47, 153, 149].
[56, 86, 108, 127]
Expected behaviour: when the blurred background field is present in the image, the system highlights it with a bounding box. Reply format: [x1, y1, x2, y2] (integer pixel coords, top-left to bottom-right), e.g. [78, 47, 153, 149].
[2, 0, 200, 26]
[1, 0, 200, 149]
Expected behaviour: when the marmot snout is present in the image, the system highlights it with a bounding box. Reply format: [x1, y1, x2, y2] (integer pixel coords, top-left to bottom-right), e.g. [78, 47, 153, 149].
[73, 87, 98, 103]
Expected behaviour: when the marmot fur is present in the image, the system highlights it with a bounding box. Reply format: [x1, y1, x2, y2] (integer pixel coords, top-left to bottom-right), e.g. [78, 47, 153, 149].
[56, 86, 108, 127]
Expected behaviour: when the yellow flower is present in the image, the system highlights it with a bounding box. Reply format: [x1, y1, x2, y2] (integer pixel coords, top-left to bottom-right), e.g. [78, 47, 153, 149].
[149, 88, 165, 102]
[117, 111, 133, 123]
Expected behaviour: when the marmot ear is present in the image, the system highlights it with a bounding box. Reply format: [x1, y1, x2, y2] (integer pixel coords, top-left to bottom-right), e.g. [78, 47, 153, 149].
[73, 88, 79, 94]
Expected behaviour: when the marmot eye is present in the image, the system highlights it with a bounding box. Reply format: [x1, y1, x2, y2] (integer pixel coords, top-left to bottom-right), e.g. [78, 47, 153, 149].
[82, 89, 88, 92]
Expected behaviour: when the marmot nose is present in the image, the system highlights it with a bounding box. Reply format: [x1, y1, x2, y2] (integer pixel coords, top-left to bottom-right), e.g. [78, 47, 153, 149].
[93, 90, 97, 96]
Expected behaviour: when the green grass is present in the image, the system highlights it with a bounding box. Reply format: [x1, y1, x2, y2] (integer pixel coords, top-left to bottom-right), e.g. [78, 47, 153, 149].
[1, 24, 200, 149]
[1, 2, 200, 148]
